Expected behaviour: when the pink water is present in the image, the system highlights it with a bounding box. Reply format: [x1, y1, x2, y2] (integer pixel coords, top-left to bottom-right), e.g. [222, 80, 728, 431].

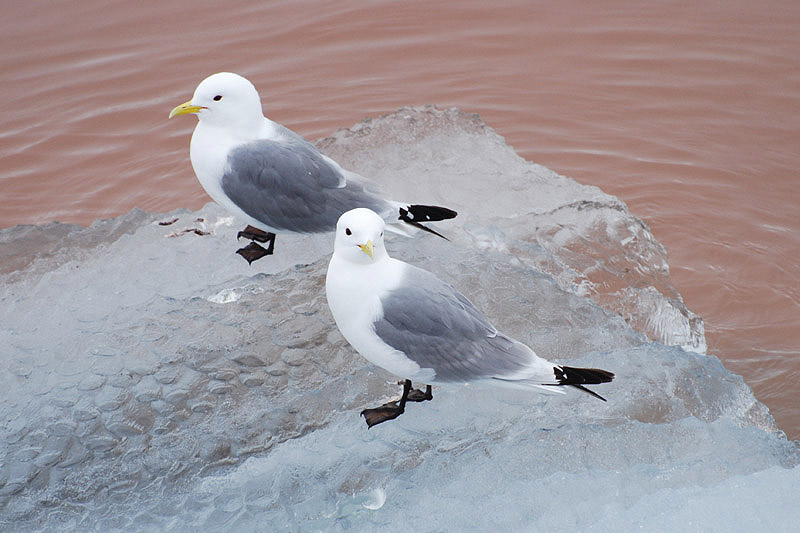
[3, 0, 799, 439]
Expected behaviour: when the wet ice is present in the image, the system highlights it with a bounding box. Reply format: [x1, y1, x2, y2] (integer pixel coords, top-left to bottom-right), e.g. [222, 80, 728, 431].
[1, 107, 797, 530]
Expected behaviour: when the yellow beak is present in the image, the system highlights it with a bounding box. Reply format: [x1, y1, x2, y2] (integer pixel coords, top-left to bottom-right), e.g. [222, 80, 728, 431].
[358, 240, 374, 259]
[169, 100, 204, 118]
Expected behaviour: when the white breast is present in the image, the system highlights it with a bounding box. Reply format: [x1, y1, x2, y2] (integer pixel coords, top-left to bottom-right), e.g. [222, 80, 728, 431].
[189, 119, 281, 232]
[326, 258, 435, 382]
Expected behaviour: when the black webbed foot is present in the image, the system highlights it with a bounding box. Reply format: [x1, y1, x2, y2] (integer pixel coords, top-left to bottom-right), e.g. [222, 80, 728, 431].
[237, 225, 272, 243]
[236, 242, 271, 264]
[235, 228, 276, 264]
[361, 400, 405, 428]
[362, 379, 412, 428]
[362, 380, 432, 428]
[404, 382, 433, 402]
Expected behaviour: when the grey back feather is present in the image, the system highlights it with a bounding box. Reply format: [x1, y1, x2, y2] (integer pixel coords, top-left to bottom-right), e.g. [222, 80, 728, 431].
[221, 127, 392, 233]
[374, 265, 536, 382]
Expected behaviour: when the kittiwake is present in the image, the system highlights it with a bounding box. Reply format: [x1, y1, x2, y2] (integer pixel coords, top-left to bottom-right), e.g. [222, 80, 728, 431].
[325, 208, 615, 427]
[169, 72, 457, 263]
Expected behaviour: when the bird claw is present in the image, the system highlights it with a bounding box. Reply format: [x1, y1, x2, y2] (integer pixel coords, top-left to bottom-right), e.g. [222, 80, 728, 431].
[237, 225, 272, 243]
[236, 242, 272, 264]
[360, 380, 433, 428]
[397, 380, 433, 402]
[235, 229, 276, 264]
[407, 387, 433, 402]
[361, 402, 405, 428]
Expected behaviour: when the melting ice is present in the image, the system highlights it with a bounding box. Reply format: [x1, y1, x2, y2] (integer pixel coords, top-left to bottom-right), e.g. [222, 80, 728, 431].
[1, 107, 797, 531]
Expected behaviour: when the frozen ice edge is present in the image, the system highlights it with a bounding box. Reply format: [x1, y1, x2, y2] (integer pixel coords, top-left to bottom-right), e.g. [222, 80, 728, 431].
[0, 106, 797, 531]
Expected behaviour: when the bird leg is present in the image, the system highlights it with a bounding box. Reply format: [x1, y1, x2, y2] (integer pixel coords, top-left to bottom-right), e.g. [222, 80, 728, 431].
[361, 380, 433, 428]
[361, 379, 413, 428]
[403, 380, 433, 402]
[235, 226, 276, 264]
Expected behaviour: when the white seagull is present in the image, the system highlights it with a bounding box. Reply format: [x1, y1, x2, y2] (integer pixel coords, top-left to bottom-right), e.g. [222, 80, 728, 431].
[325, 208, 615, 427]
[169, 72, 456, 263]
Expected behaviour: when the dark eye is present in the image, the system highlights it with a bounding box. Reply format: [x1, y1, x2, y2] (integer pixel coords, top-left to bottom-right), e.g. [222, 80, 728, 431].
[345, 228, 352, 236]
[213, 95, 222, 101]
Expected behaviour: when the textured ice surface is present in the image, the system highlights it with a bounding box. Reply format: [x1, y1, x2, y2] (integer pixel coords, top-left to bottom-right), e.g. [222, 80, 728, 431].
[1, 107, 797, 531]
[317, 106, 706, 353]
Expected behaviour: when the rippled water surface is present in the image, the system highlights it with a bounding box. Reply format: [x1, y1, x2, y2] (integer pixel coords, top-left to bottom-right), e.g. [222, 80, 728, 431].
[3, 0, 799, 439]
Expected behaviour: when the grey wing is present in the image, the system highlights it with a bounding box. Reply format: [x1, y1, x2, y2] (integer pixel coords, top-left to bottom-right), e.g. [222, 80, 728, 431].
[374, 266, 536, 382]
[221, 136, 392, 233]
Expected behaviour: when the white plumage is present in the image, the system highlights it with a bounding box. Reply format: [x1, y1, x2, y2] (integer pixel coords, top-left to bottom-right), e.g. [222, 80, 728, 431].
[325, 208, 614, 426]
[170, 73, 456, 262]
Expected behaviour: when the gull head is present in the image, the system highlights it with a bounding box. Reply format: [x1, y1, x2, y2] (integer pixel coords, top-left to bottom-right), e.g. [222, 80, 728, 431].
[169, 72, 264, 132]
[333, 208, 388, 265]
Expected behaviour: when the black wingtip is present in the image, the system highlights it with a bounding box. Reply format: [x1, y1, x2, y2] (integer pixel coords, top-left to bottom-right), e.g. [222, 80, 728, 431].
[398, 205, 457, 240]
[570, 384, 608, 402]
[405, 204, 458, 222]
[551, 365, 615, 401]
[555, 366, 615, 385]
